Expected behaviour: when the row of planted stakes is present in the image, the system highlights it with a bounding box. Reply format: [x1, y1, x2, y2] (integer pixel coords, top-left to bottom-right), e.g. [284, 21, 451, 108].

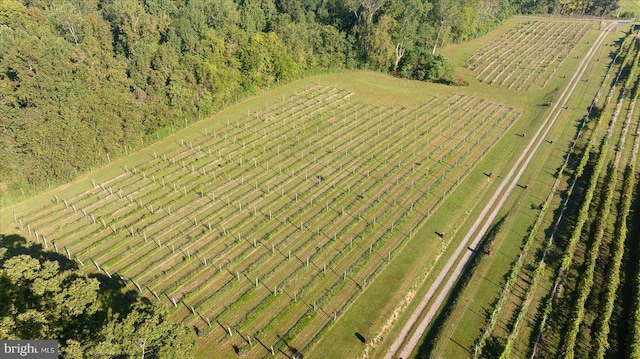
[11, 84, 519, 356]
[466, 19, 593, 90]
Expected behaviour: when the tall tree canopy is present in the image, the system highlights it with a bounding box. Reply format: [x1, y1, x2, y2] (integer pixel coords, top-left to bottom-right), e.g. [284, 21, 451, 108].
[0, 237, 196, 358]
[0, 0, 619, 201]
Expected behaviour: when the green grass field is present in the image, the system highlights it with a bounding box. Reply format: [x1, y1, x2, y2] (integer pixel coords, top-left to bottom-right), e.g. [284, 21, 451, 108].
[1, 17, 633, 359]
[618, 0, 640, 17]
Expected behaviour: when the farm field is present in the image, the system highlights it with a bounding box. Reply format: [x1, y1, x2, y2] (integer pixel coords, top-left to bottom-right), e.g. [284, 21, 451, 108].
[313, 17, 622, 359]
[425, 21, 640, 359]
[1, 77, 520, 357]
[1, 17, 637, 359]
[465, 19, 593, 90]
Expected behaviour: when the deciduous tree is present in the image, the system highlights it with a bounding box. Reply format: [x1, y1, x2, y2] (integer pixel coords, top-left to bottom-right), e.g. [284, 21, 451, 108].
[0, 242, 196, 358]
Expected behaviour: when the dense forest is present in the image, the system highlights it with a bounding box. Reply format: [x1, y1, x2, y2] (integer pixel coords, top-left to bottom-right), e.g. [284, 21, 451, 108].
[0, 0, 622, 200]
[514, 0, 622, 16]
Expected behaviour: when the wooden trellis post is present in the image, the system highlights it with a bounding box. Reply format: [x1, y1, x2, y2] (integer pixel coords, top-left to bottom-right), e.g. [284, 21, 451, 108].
[91, 259, 101, 271]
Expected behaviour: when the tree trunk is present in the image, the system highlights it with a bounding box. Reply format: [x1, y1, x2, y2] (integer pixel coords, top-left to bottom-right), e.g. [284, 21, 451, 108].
[432, 18, 445, 55]
[394, 43, 405, 72]
[67, 24, 79, 46]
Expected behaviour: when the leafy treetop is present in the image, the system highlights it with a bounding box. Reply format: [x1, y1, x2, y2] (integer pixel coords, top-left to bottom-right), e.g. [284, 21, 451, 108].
[0, 238, 196, 358]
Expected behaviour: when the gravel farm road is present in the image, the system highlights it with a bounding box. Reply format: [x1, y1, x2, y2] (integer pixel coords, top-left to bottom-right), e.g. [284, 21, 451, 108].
[385, 20, 620, 359]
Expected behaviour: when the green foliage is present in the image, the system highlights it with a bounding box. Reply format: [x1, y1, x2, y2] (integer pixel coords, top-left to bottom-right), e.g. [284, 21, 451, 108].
[498, 263, 543, 359]
[512, 0, 620, 15]
[556, 30, 637, 358]
[594, 39, 640, 359]
[88, 301, 195, 359]
[562, 160, 617, 359]
[593, 165, 634, 359]
[0, 239, 196, 358]
[397, 48, 454, 84]
[0, 0, 523, 200]
[632, 201, 640, 359]
[474, 189, 551, 358]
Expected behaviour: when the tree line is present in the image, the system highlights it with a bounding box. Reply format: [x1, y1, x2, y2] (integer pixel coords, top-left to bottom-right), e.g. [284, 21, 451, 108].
[0, 0, 620, 201]
[514, 0, 622, 16]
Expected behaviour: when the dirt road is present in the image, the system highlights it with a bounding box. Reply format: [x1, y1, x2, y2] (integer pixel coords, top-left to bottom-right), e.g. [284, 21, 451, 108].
[385, 21, 619, 359]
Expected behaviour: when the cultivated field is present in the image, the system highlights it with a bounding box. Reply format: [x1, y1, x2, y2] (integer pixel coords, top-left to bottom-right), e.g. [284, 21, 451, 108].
[3, 15, 636, 359]
[5, 83, 519, 357]
[427, 22, 640, 359]
[465, 20, 593, 90]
